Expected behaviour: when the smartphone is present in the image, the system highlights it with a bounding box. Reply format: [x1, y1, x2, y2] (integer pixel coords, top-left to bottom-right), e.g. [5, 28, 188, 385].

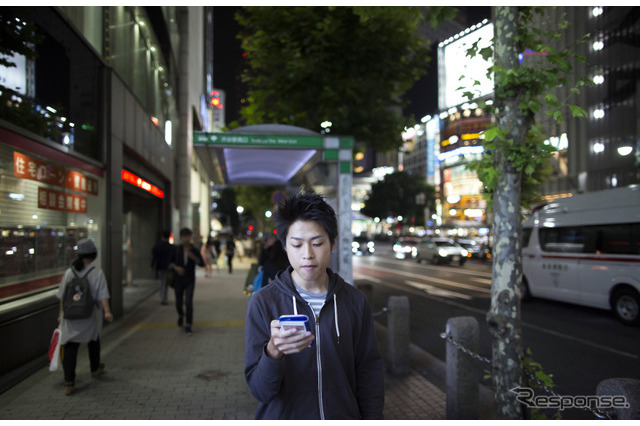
[279, 314, 314, 346]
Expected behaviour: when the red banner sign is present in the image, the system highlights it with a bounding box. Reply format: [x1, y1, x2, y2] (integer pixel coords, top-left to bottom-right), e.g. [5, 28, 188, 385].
[38, 187, 87, 213]
[121, 169, 164, 198]
[14, 151, 98, 195]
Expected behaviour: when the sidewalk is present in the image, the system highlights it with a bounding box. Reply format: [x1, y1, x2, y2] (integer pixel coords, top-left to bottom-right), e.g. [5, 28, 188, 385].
[0, 258, 446, 420]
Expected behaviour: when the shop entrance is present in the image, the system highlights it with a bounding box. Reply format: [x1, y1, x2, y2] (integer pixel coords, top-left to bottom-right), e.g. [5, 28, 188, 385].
[122, 189, 161, 287]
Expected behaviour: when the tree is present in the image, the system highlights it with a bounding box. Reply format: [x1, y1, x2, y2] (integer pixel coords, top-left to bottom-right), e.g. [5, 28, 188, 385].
[465, 7, 590, 419]
[235, 6, 430, 152]
[235, 185, 283, 233]
[0, 7, 41, 68]
[361, 171, 435, 225]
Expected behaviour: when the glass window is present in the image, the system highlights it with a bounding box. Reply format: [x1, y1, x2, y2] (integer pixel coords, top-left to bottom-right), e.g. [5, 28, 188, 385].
[106, 6, 175, 138]
[599, 224, 637, 255]
[0, 8, 103, 162]
[633, 224, 640, 255]
[539, 227, 594, 253]
[0, 142, 105, 304]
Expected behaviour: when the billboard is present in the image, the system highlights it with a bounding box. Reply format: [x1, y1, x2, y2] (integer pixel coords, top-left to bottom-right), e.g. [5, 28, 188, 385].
[438, 21, 494, 111]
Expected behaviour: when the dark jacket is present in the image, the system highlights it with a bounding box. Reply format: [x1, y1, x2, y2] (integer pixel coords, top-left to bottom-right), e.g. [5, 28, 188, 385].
[172, 244, 204, 286]
[151, 240, 174, 271]
[244, 267, 384, 420]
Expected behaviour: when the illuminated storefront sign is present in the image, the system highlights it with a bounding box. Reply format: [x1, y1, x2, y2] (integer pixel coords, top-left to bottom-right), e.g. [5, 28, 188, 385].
[121, 169, 164, 198]
[438, 21, 494, 110]
[13, 151, 99, 195]
[38, 187, 86, 213]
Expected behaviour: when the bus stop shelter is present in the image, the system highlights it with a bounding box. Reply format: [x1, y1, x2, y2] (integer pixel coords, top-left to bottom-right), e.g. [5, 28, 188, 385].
[193, 124, 354, 283]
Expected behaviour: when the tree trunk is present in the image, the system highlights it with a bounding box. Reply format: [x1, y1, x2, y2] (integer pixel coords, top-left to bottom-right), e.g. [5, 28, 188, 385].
[487, 6, 526, 420]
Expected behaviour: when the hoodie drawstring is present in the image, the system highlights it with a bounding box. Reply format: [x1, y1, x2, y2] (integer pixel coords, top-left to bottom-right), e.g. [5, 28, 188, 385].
[334, 294, 340, 344]
[292, 295, 298, 315]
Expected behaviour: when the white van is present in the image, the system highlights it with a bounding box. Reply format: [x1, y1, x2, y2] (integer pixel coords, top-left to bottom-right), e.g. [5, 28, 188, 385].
[522, 185, 640, 326]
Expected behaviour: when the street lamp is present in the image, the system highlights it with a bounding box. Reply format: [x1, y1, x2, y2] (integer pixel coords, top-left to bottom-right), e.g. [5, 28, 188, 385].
[265, 210, 272, 218]
[236, 206, 244, 214]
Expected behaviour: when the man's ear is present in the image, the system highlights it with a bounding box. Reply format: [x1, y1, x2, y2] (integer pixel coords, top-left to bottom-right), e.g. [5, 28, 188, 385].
[331, 240, 337, 252]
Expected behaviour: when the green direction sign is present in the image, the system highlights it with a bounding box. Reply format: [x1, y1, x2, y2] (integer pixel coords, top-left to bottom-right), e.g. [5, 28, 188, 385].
[194, 132, 324, 148]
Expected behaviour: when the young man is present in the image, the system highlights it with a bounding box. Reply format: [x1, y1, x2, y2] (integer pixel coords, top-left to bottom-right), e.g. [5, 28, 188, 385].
[170, 228, 204, 335]
[244, 193, 384, 419]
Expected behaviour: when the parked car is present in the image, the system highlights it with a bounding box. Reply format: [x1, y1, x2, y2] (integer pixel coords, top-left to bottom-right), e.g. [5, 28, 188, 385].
[352, 236, 375, 255]
[416, 238, 469, 265]
[393, 238, 420, 259]
[457, 239, 483, 259]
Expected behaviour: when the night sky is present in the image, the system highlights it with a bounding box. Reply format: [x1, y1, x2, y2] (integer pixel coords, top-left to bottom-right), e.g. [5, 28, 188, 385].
[213, 6, 491, 126]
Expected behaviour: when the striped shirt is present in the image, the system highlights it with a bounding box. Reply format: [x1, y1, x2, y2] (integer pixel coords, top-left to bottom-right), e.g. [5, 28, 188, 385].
[295, 284, 327, 318]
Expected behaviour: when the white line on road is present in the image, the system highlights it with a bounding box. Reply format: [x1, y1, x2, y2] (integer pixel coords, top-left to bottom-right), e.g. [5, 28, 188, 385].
[405, 280, 473, 300]
[471, 277, 493, 285]
[521, 322, 639, 359]
[361, 264, 492, 295]
[353, 273, 381, 284]
[365, 257, 493, 279]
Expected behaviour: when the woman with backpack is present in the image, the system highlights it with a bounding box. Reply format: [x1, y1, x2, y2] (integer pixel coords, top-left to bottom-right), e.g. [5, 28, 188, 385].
[56, 238, 113, 396]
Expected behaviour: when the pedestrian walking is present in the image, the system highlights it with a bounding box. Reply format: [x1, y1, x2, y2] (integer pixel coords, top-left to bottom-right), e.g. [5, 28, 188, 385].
[258, 234, 290, 288]
[56, 238, 113, 396]
[244, 193, 384, 419]
[150, 230, 175, 305]
[201, 236, 219, 277]
[170, 228, 204, 335]
[225, 236, 236, 274]
[236, 237, 245, 261]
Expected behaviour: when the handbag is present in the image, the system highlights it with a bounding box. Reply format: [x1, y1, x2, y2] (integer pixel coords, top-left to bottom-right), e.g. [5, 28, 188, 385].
[48, 328, 62, 372]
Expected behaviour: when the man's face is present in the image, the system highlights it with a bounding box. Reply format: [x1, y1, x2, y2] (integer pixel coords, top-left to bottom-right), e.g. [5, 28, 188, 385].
[285, 220, 335, 285]
[180, 234, 192, 245]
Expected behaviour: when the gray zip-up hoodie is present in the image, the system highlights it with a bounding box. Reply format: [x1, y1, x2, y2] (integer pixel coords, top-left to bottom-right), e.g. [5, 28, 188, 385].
[244, 266, 384, 420]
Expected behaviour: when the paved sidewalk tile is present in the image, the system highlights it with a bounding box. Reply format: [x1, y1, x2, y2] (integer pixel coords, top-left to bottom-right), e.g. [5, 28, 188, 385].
[0, 256, 446, 420]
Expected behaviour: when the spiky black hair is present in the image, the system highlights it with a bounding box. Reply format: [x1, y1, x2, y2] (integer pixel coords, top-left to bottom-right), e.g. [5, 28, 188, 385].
[274, 193, 338, 246]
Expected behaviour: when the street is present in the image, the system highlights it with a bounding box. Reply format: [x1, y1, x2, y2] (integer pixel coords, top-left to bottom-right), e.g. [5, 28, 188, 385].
[355, 242, 640, 420]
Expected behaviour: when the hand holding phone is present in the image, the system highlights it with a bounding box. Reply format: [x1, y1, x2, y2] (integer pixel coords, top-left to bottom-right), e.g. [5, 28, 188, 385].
[266, 315, 315, 360]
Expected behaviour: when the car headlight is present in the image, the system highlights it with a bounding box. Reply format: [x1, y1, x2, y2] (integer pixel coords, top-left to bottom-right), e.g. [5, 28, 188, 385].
[403, 246, 412, 252]
[461, 249, 468, 257]
[352, 242, 359, 248]
[367, 242, 375, 248]
[438, 249, 448, 257]
[393, 245, 400, 252]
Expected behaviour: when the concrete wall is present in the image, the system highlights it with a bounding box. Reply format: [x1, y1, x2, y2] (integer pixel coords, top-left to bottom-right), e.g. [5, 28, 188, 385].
[107, 72, 175, 317]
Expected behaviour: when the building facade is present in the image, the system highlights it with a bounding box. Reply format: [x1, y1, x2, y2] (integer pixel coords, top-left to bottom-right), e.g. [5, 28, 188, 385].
[532, 6, 640, 197]
[0, 6, 214, 388]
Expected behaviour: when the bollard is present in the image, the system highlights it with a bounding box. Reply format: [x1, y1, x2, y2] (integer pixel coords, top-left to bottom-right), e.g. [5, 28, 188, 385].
[387, 295, 410, 377]
[356, 282, 374, 308]
[445, 316, 480, 420]
[596, 378, 640, 419]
